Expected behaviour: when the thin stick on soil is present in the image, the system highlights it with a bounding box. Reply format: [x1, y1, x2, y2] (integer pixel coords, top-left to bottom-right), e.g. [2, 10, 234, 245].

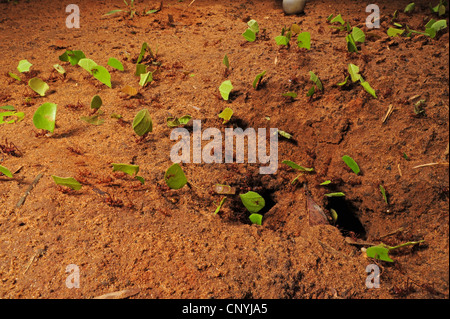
[382, 104, 395, 123]
[397, 163, 402, 177]
[412, 162, 449, 169]
[378, 227, 404, 239]
[14, 173, 44, 210]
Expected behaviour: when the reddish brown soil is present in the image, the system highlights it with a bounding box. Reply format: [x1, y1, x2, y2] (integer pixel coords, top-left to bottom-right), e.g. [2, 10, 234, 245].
[0, 0, 448, 299]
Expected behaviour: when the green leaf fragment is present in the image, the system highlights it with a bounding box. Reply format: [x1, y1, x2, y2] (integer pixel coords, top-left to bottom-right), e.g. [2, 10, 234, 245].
[0, 111, 25, 124]
[214, 197, 227, 215]
[53, 64, 66, 74]
[282, 160, 314, 172]
[132, 108, 153, 136]
[330, 14, 345, 25]
[17, 59, 32, 73]
[342, 155, 360, 174]
[360, 79, 377, 98]
[278, 130, 292, 139]
[0, 105, 15, 111]
[282, 92, 298, 98]
[380, 185, 388, 204]
[275, 35, 290, 46]
[112, 163, 140, 176]
[324, 192, 346, 197]
[338, 75, 349, 86]
[218, 107, 233, 124]
[51, 176, 82, 190]
[8, 72, 21, 81]
[104, 9, 125, 16]
[167, 115, 192, 127]
[253, 70, 266, 89]
[139, 71, 153, 87]
[352, 27, 366, 43]
[309, 71, 323, 91]
[78, 58, 98, 74]
[247, 19, 259, 33]
[387, 27, 405, 37]
[242, 29, 256, 42]
[91, 65, 112, 88]
[107, 57, 124, 71]
[348, 63, 361, 82]
[91, 95, 102, 110]
[219, 80, 233, 100]
[33, 102, 57, 133]
[223, 54, 230, 69]
[28, 77, 49, 96]
[240, 191, 265, 213]
[164, 163, 188, 189]
[0, 165, 13, 178]
[249, 213, 263, 225]
[297, 32, 311, 50]
[404, 3, 416, 13]
[366, 245, 393, 262]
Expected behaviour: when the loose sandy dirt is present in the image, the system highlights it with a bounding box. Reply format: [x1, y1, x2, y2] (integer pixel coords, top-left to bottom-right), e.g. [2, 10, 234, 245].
[0, 0, 448, 299]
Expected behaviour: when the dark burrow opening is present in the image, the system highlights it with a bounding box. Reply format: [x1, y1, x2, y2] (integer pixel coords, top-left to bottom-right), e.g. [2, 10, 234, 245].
[326, 197, 366, 239]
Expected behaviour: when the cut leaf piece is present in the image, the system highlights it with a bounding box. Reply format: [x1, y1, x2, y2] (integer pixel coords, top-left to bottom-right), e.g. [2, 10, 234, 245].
[51, 176, 82, 190]
[352, 27, 366, 43]
[240, 191, 265, 213]
[0, 111, 25, 124]
[387, 27, 405, 37]
[0, 105, 15, 111]
[330, 14, 345, 25]
[324, 192, 346, 197]
[247, 19, 259, 33]
[33, 102, 57, 132]
[360, 79, 377, 98]
[91, 95, 102, 110]
[53, 64, 66, 74]
[60, 50, 86, 66]
[139, 71, 153, 87]
[78, 58, 98, 74]
[278, 130, 292, 139]
[8, 72, 21, 81]
[112, 163, 140, 176]
[107, 57, 124, 71]
[218, 107, 233, 124]
[28, 77, 49, 96]
[214, 197, 227, 215]
[17, 59, 32, 73]
[91, 65, 112, 88]
[282, 92, 298, 98]
[0, 165, 13, 178]
[282, 160, 314, 172]
[249, 213, 263, 225]
[242, 29, 256, 42]
[297, 32, 311, 50]
[252, 70, 266, 89]
[366, 245, 393, 262]
[348, 64, 361, 82]
[132, 109, 153, 136]
[342, 155, 360, 174]
[135, 63, 147, 76]
[164, 163, 187, 189]
[219, 80, 233, 100]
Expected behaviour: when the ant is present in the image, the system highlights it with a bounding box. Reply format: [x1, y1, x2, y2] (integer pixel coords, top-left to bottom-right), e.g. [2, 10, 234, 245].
[65, 101, 85, 110]
[0, 139, 22, 157]
[67, 146, 84, 155]
[104, 195, 123, 207]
